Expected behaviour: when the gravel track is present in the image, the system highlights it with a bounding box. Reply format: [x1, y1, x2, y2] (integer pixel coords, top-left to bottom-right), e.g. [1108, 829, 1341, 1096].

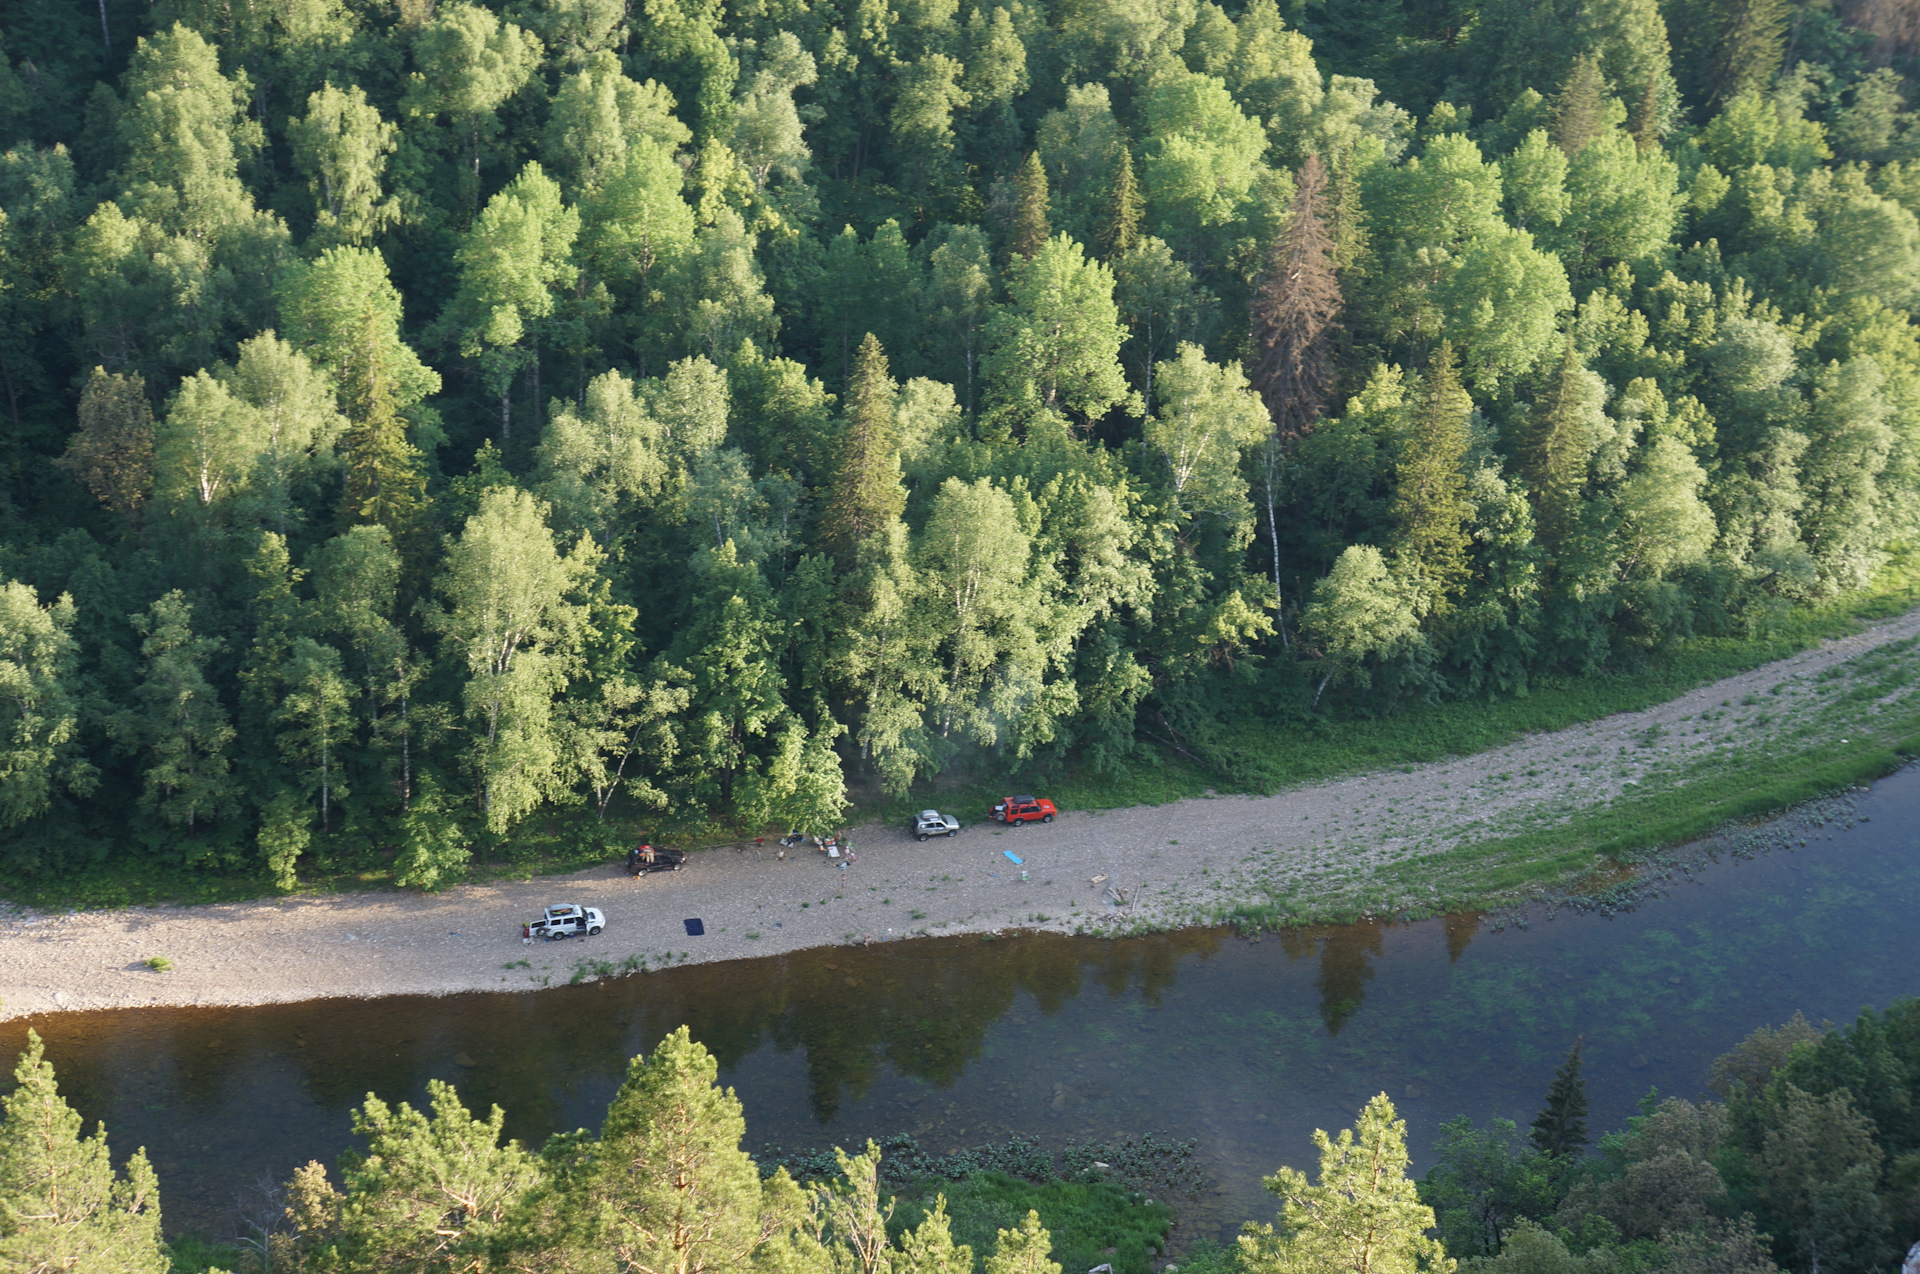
[4, 607, 1918, 1020]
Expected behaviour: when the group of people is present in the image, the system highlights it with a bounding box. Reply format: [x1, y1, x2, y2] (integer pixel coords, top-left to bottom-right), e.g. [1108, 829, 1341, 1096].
[625, 841, 659, 874]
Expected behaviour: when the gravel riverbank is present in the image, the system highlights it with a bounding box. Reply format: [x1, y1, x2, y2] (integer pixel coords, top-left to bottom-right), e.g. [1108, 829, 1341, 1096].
[4, 607, 1918, 1020]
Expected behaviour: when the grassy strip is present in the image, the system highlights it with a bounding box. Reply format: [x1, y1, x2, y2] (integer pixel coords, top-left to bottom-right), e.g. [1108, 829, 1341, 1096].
[1393, 735, 1920, 898]
[880, 574, 1920, 827]
[1177, 713, 1920, 936]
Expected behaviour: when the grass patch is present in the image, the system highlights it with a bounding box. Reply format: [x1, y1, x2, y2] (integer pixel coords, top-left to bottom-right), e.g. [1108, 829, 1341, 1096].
[891, 1172, 1173, 1274]
[167, 1234, 245, 1273]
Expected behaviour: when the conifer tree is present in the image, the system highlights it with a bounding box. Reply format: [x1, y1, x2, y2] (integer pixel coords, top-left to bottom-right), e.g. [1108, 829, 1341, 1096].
[825, 343, 905, 556]
[900, 1196, 974, 1274]
[580, 1026, 811, 1274]
[1530, 1037, 1590, 1158]
[1552, 56, 1607, 157]
[1521, 338, 1593, 552]
[0, 1033, 168, 1274]
[1010, 152, 1051, 259]
[1240, 1094, 1454, 1274]
[1096, 147, 1142, 262]
[816, 1142, 897, 1274]
[987, 1211, 1062, 1274]
[113, 592, 239, 836]
[284, 1080, 540, 1271]
[1390, 344, 1475, 610]
[1629, 78, 1663, 151]
[1250, 154, 1342, 442]
[278, 248, 438, 540]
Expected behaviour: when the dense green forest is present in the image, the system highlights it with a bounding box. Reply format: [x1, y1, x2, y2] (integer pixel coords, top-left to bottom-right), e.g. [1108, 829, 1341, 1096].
[1, 0, 1919, 888]
[9, 999, 1920, 1274]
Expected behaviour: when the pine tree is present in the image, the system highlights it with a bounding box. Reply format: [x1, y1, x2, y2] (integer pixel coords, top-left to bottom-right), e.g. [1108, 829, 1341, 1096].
[1095, 147, 1142, 262]
[1390, 343, 1475, 610]
[1239, 1094, 1454, 1274]
[580, 1026, 810, 1274]
[899, 1196, 974, 1274]
[824, 334, 906, 563]
[0, 1033, 169, 1273]
[1552, 55, 1607, 157]
[1250, 154, 1342, 443]
[986, 1211, 1061, 1274]
[1010, 151, 1051, 259]
[1530, 1037, 1590, 1158]
[815, 1142, 896, 1274]
[291, 1080, 541, 1270]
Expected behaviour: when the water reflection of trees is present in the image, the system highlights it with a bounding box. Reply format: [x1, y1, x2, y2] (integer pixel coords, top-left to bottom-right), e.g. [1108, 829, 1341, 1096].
[1, 929, 1234, 1158]
[1278, 921, 1385, 1036]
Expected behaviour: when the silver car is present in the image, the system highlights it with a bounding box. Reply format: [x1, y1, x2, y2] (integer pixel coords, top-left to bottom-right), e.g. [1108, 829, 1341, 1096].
[911, 810, 962, 841]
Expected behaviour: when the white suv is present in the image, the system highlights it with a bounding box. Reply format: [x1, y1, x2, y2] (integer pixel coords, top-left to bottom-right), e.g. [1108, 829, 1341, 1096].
[524, 904, 605, 939]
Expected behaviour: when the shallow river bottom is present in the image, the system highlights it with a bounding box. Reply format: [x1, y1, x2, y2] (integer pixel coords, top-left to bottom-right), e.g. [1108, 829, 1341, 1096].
[8, 764, 1919, 1242]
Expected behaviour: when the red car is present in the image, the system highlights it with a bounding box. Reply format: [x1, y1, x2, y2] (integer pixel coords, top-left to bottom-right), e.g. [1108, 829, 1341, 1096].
[991, 795, 1056, 825]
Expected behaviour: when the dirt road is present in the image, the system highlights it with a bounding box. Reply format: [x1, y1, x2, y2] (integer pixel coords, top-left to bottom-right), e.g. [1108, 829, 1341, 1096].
[4, 607, 1917, 1020]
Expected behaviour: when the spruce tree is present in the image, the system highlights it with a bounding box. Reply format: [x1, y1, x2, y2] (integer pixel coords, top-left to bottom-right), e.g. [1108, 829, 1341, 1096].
[1010, 151, 1051, 259]
[114, 592, 239, 835]
[0, 1033, 169, 1274]
[1530, 1037, 1590, 1158]
[1096, 147, 1142, 262]
[1629, 78, 1662, 151]
[1390, 343, 1475, 611]
[1521, 337, 1592, 552]
[1249, 153, 1342, 442]
[277, 247, 437, 541]
[824, 334, 906, 564]
[1552, 56, 1607, 157]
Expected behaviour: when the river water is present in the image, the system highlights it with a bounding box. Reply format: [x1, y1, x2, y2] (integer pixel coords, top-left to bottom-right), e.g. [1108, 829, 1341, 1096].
[7, 765, 1918, 1241]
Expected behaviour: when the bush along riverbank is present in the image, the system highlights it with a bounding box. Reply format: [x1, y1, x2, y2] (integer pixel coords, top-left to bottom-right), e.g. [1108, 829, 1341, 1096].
[14, 997, 1918, 1274]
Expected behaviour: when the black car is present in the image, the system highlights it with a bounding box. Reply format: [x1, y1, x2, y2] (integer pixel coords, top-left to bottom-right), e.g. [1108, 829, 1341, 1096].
[626, 844, 688, 876]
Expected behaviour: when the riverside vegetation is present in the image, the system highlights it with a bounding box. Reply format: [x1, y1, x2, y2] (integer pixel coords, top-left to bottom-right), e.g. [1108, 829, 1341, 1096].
[7, 997, 1920, 1274]
[4, 0, 1920, 899]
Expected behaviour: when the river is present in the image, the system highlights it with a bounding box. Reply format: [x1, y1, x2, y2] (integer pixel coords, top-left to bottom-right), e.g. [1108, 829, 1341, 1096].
[6, 764, 1916, 1242]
